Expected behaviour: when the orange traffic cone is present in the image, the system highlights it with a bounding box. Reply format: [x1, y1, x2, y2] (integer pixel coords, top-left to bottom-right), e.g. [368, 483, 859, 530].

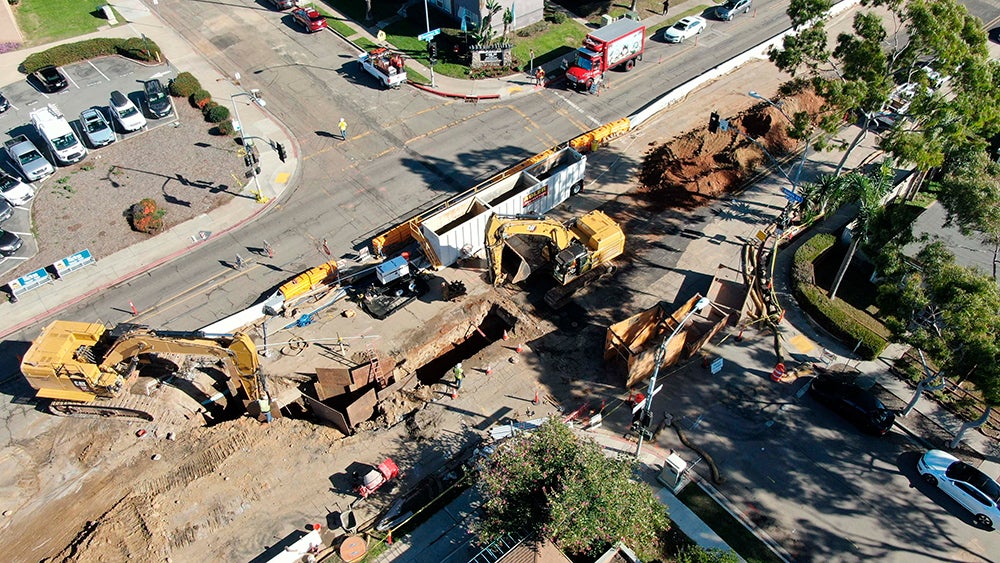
[532, 389, 539, 405]
[387, 530, 393, 544]
[516, 343, 523, 353]
[452, 389, 459, 399]
[502, 329, 509, 341]
[485, 365, 493, 375]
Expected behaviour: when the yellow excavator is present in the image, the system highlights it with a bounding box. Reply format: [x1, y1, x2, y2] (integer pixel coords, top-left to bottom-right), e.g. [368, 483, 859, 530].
[484, 210, 625, 307]
[20, 320, 265, 421]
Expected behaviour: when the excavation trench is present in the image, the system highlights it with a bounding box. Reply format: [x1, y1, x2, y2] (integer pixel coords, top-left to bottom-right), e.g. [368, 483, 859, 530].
[414, 304, 514, 385]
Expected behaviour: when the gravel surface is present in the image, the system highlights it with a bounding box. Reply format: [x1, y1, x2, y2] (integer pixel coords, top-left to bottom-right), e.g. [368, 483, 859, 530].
[5, 102, 242, 281]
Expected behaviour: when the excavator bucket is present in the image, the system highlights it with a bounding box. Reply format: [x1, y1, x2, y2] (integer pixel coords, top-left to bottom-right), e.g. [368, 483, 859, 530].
[501, 238, 542, 284]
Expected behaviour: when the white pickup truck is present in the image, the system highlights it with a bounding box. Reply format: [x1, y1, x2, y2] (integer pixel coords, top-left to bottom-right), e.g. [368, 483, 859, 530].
[359, 48, 407, 89]
[30, 104, 87, 165]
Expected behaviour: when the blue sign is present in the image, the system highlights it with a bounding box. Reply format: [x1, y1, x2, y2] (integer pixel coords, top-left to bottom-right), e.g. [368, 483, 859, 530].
[7, 267, 53, 299]
[52, 249, 96, 278]
[781, 187, 804, 204]
[417, 28, 441, 41]
[710, 357, 724, 374]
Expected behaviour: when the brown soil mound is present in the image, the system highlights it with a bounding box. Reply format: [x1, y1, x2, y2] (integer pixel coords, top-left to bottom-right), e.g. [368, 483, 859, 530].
[638, 88, 825, 209]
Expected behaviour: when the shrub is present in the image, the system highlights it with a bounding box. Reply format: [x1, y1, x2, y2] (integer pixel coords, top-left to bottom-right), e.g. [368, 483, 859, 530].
[547, 11, 567, 24]
[169, 72, 201, 98]
[213, 119, 235, 136]
[204, 103, 230, 123]
[22, 37, 161, 73]
[190, 89, 211, 109]
[127, 198, 166, 234]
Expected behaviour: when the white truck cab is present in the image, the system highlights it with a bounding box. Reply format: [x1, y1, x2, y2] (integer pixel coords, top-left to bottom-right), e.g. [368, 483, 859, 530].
[30, 104, 87, 165]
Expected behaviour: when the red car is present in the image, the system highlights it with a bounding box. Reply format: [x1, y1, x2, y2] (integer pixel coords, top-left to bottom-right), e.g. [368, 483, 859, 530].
[291, 7, 327, 32]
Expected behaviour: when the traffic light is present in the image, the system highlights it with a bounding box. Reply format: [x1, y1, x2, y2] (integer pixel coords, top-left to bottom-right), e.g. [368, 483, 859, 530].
[244, 154, 254, 169]
[708, 111, 720, 134]
[275, 142, 287, 163]
[427, 41, 438, 62]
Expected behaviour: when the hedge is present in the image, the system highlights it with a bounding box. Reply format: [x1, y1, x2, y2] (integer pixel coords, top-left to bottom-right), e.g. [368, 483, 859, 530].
[791, 232, 890, 360]
[204, 104, 230, 123]
[22, 37, 161, 73]
[169, 72, 201, 98]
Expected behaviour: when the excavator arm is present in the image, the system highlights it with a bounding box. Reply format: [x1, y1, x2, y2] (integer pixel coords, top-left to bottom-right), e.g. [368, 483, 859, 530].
[484, 213, 576, 285]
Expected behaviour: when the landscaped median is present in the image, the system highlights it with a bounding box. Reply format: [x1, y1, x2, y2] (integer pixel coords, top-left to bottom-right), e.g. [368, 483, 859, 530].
[791, 232, 890, 360]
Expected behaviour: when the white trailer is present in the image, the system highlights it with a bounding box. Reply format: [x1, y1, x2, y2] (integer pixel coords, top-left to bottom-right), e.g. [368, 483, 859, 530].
[359, 48, 407, 89]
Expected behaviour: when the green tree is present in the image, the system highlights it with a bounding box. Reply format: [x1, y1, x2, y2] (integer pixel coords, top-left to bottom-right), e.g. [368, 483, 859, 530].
[770, 0, 997, 175]
[935, 147, 1000, 280]
[876, 242, 1000, 440]
[829, 161, 894, 300]
[476, 418, 670, 560]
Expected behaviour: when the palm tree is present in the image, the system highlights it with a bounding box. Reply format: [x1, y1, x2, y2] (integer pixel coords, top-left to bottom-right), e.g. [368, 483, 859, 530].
[829, 161, 894, 301]
[502, 7, 513, 40]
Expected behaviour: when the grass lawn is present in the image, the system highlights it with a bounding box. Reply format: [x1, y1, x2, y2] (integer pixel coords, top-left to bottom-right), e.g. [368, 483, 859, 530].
[677, 484, 783, 563]
[13, 0, 118, 46]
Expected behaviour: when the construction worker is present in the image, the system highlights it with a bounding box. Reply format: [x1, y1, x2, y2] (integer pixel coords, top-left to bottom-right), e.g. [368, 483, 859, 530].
[535, 67, 545, 86]
[338, 117, 348, 140]
[258, 396, 272, 423]
[453, 363, 464, 389]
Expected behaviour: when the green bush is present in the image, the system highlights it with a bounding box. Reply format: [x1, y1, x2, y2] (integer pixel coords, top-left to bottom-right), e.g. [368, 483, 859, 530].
[212, 119, 235, 136]
[547, 11, 567, 24]
[204, 104, 230, 123]
[22, 37, 161, 73]
[169, 72, 200, 98]
[190, 89, 211, 109]
[791, 232, 889, 360]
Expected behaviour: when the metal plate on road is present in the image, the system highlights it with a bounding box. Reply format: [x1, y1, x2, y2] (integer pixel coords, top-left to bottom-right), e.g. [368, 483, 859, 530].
[756, 230, 768, 241]
[781, 187, 804, 203]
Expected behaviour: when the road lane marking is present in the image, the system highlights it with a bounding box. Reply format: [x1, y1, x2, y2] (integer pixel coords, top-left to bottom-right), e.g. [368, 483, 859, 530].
[551, 91, 601, 127]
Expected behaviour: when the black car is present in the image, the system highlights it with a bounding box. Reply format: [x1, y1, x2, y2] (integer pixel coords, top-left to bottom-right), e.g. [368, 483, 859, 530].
[143, 79, 173, 119]
[808, 376, 896, 436]
[31, 66, 69, 93]
[0, 91, 9, 113]
[0, 228, 23, 256]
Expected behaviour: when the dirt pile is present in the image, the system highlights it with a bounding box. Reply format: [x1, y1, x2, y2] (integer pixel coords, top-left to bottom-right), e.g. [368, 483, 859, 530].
[637, 88, 825, 209]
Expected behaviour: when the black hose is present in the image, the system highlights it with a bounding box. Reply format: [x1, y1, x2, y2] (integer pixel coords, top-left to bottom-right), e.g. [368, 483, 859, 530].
[671, 420, 725, 485]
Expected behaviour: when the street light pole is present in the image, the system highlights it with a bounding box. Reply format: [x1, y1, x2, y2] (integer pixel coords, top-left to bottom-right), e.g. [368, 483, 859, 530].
[635, 297, 711, 460]
[230, 89, 269, 204]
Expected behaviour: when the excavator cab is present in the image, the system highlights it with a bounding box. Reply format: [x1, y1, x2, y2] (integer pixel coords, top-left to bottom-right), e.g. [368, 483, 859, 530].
[552, 242, 593, 284]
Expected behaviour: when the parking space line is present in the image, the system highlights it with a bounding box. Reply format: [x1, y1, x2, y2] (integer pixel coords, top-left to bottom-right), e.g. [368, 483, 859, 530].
[87, 61, 111, 82]
[65, 72, 81, 90]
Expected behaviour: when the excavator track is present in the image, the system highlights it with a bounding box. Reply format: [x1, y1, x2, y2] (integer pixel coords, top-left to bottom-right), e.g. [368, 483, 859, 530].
[49, 396, 159, 421]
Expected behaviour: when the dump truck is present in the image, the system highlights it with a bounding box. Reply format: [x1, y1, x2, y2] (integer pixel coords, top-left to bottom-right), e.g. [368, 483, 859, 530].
[484, 210, 625, 308]
[359, 48, 407, 89]
[565, 18, 645, 92]
[20, 320, 266, 421]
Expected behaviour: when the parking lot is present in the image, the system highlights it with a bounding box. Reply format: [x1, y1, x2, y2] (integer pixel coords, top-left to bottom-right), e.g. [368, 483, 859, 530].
[0, 56, 178, 271]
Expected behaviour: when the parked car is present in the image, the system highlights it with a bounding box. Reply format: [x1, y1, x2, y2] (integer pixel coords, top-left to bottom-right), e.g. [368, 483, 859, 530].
[663, 16, 706, 43]
[79, 108, 117, 148]
[265, 0, 297, 9]
[143, 79, 173, 119]
[4, 135, 54, 183]
[714, 0, 752, 20]
[918, 449, 1000, 529]
[290, 7, 328, 32]
[0, 92, 9, 113]
[109, 91, 147, 132]
[0, 228, 23, 256]
[808, 375, 896, 436]
[0, 170, 36, 206]
[0, 198, 12, 223]
[31, 66, 69, 93]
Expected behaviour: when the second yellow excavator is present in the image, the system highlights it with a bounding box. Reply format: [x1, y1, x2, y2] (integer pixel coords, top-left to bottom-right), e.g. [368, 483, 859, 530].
[20, 320, 266, 421]
[484, 210, 625, 307]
